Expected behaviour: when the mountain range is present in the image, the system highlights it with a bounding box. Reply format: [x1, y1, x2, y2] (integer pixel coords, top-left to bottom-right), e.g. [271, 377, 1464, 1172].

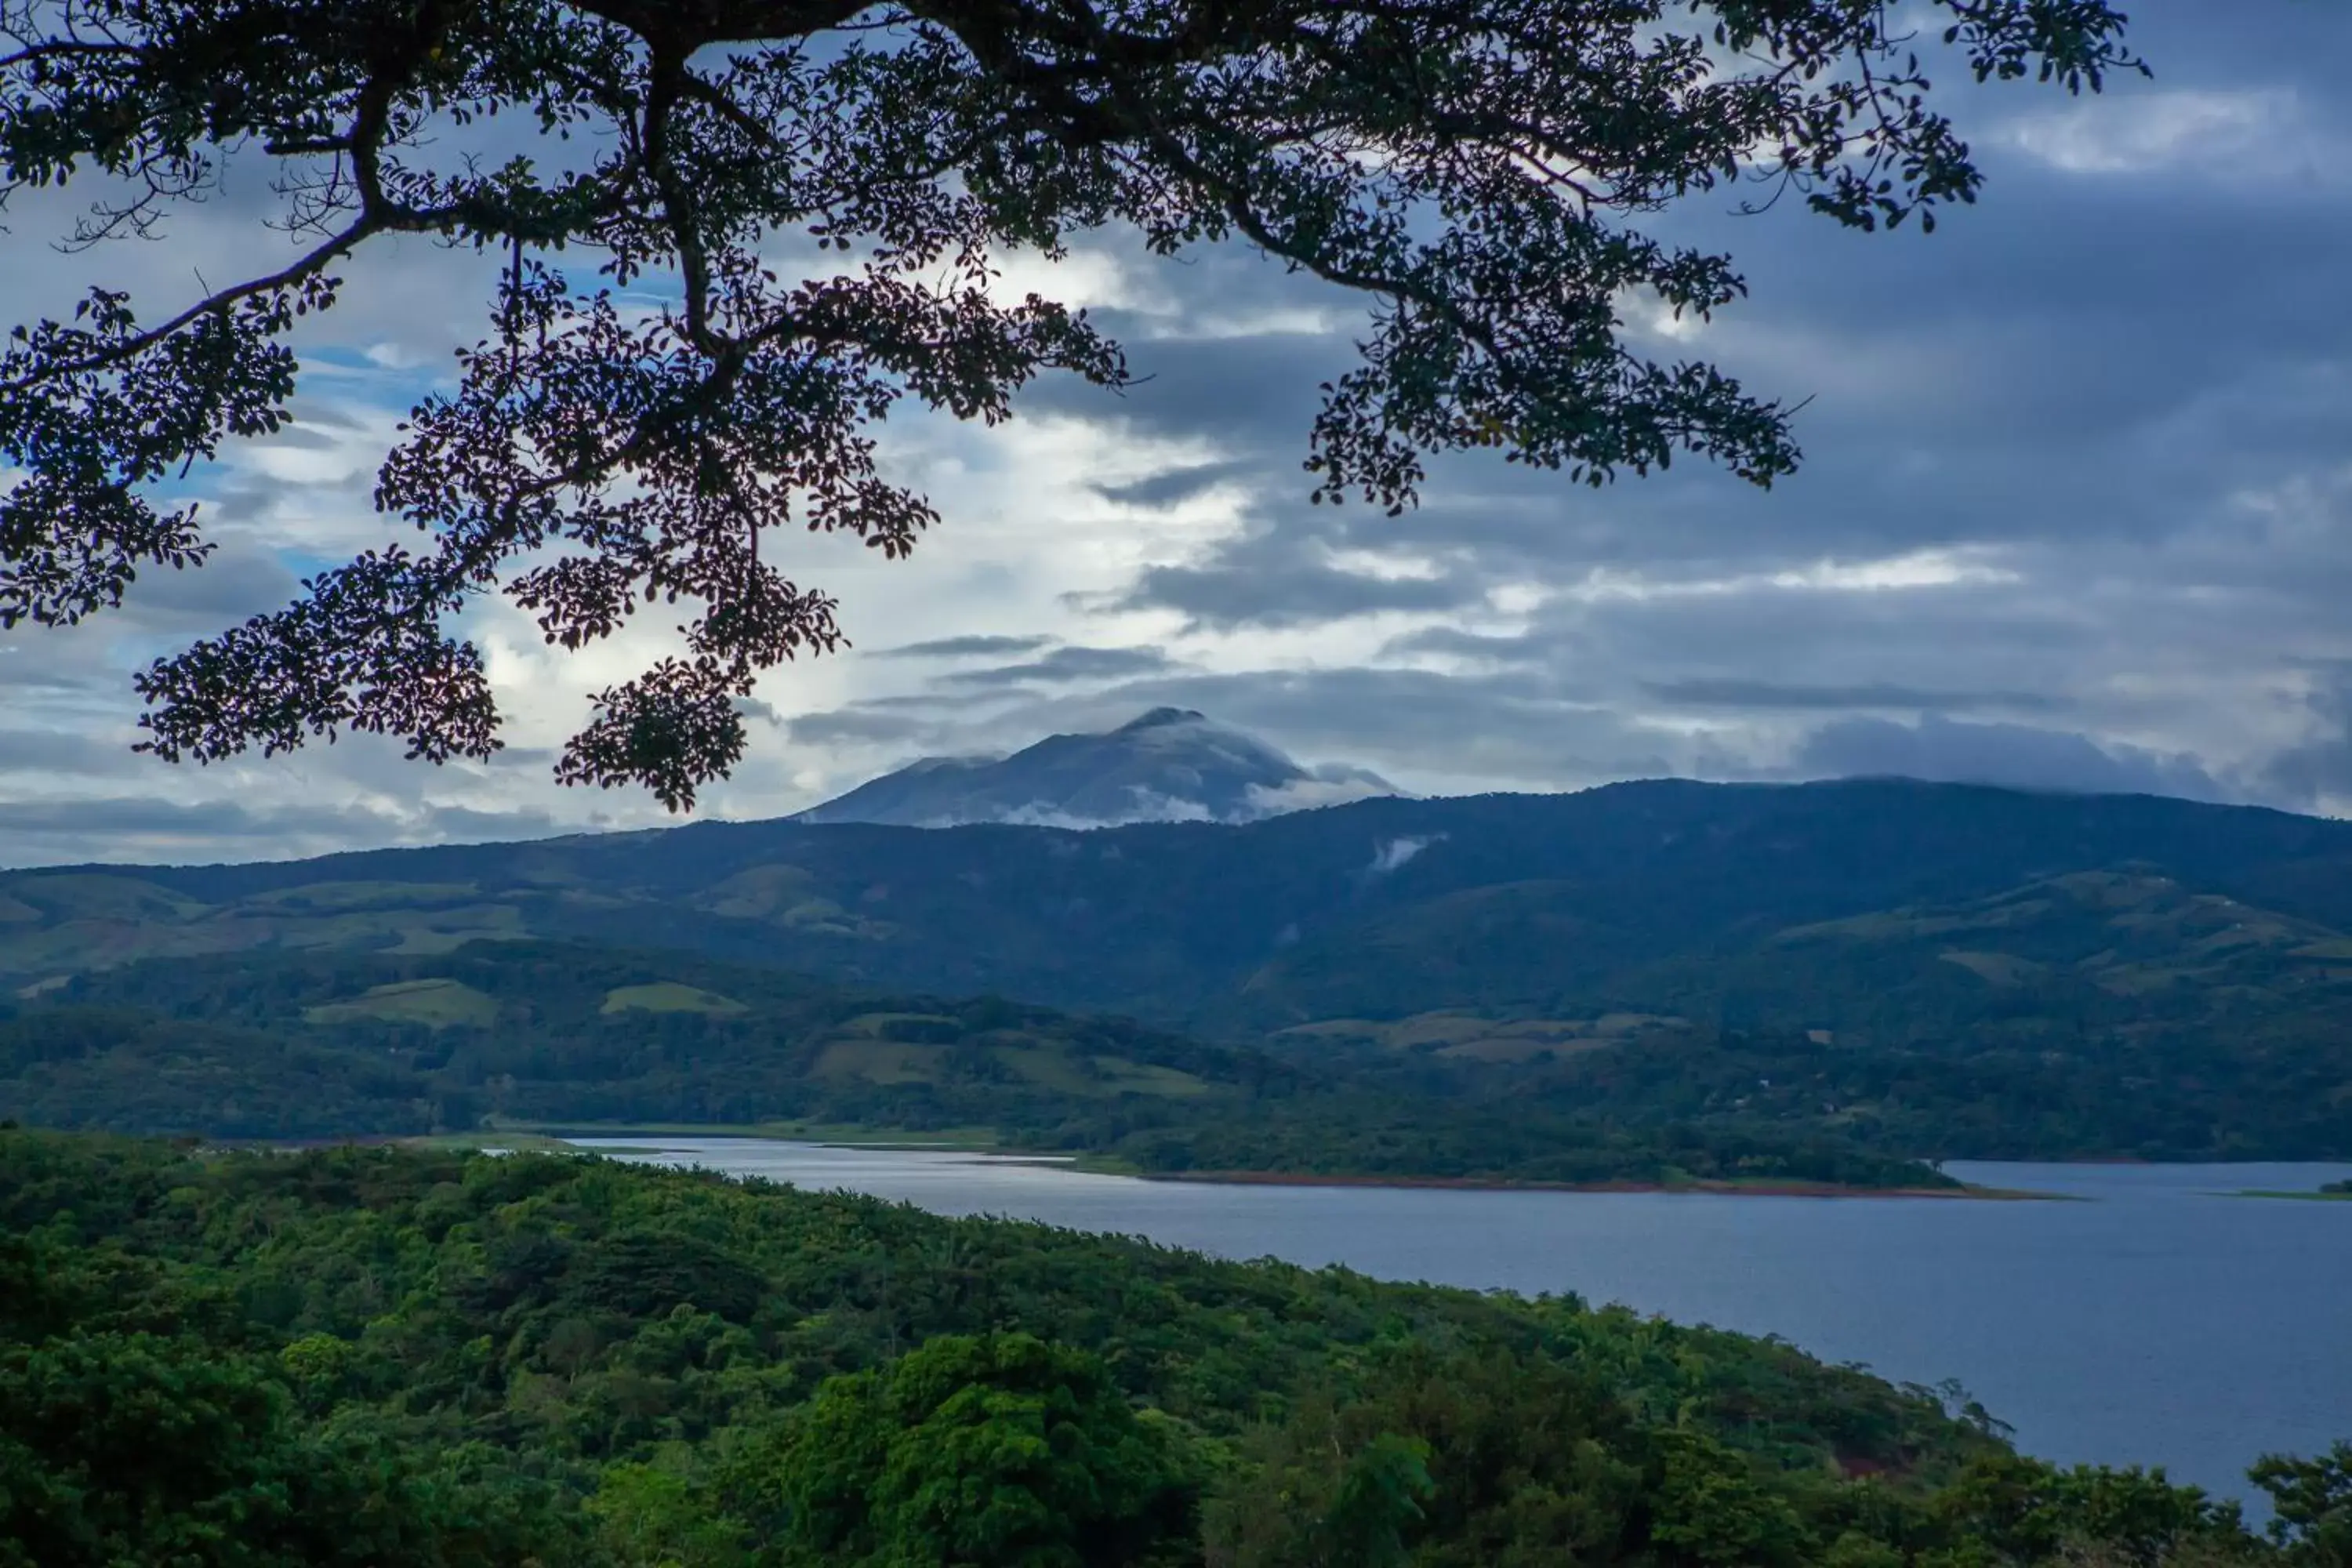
[4, 774, 2349, 1163]
[795, 707, 1396, 827]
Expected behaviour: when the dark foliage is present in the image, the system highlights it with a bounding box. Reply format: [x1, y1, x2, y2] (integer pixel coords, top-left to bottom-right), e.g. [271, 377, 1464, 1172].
[0, 941, 1954, 1189]
[1, 2, 2137, 802]
[5, 779, 2349, 1165]
[8, 780, 2347, 1035]
[6, 1129, 2342, 1566]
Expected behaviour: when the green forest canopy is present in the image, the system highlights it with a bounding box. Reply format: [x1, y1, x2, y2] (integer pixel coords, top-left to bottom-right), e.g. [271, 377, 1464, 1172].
[0, 940, 1958, 1190]
[4, 1129, 2348, 1566]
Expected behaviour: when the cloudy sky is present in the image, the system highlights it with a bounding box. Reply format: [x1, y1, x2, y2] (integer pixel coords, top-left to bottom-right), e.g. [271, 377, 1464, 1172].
[4, 0, 2350, 867]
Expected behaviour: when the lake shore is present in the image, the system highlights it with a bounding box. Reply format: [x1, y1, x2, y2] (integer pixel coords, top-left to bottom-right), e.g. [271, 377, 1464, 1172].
[458, 1124, 2059, 1197]
[1135, 1169, 2056, 1200]
[434, 1125, 2072, 1196]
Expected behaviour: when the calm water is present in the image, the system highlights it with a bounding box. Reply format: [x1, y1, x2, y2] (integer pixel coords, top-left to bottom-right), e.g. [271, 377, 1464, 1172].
[577, 1138, 2352, 1504]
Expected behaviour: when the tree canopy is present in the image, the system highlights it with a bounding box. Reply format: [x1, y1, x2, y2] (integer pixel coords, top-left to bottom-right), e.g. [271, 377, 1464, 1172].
[0, 0, 2140, 806]
[9, 1129, 2348, 1567]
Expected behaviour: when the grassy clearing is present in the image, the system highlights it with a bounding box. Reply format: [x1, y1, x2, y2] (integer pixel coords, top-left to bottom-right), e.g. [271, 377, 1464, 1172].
[1938, 950, 2048, 987]
[305, 978, 499, 1029]
[245, 880, 481, 912]
[0, 873, 210, 923]
[1278, 1011, 1677, 1064]
[1098, 1060, 1218, 1098]
[601, 981, 747, 1016]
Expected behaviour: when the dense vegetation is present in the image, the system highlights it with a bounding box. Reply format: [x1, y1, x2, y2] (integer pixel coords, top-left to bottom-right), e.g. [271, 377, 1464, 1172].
[0, 943, 1949, 1191]
[5, 1129, 2347, 1567]
[3, 783, 2348, 1162]
[5, 782, 2349, 1168]
[10, 783, 2351, 1020]
[1308, 1014, 2352, 1165]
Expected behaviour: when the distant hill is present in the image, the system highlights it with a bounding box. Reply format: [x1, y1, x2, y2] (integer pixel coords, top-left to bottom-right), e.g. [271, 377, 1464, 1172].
[796, 707, 1395, 826]
[0, 940, 1277, 1141]
[7, 779, 2348, 1024]
[0, 941, 1951, 1188]
[2, 778, 2350, 1161]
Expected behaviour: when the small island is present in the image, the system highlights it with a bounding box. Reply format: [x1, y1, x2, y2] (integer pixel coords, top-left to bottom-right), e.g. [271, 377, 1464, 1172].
[2235, 1178, 2352, 1201]
[1138, 1167, 2047, 1199]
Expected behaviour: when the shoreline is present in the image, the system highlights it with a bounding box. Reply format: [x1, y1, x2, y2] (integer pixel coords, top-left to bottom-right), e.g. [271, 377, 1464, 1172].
[2232, 1189, 2352, 1202]
[466, 1125, 2070, 1197]
[1135, 1169, 2056, 1200]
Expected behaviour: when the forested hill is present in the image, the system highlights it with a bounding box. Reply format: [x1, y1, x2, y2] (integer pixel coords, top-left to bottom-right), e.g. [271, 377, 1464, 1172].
[5, 780, 2349, 1036]
[0, 942, 1954, 1191]
[5, 1130, 2345, 1567]
[7, 779, 2350, 1164]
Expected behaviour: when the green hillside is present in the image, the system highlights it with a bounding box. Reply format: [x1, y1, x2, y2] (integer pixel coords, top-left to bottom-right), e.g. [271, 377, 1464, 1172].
[1279, 870, 2352, 1160]
[0, 942, 1951, 1191]
[3, 780, 2347, 1163]
[11, 1130, 2336, 1568]
[0, 942, 1265, 1138]
[6, 782, 2350, 1021]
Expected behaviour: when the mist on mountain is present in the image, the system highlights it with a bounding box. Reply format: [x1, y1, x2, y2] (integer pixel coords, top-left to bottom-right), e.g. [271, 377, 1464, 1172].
[795, 707, 1398, 827]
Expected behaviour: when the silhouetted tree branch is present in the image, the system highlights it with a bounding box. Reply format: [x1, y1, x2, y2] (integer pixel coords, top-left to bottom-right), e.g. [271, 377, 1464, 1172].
[0, 0, 2142, 808]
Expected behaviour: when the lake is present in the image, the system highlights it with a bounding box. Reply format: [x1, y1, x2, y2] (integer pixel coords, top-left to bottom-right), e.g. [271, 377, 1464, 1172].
[576, 1138, 2352, 1505]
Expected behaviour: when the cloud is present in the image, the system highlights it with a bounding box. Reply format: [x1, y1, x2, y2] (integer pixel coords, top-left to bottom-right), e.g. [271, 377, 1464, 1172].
[877, 634, 1058, 659]
[1241, 763, 1402, 818]
[2263, 666, 2352, 811]
[6, 0, 2352, 861]
[1377, 627, 1545, 666]
[1644, 679, 2058, 715]
[1997, 88, 2325, 179]
[1114, 525, 1482, 630]
[0, 793, 566, 869]
[1789, 716, 2234, 803]
[1090, 461, 1254, 510]
[990, 789, 1216, 830]
[0, 730, 142, 777]
[782, 708, 940, 749]
[1366, 835, 1440, 877]
[938, 644, 1174, 687]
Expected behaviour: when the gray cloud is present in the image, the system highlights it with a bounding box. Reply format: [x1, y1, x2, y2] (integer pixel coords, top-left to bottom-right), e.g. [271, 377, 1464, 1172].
[0, 793, 572, 869]
[1790, 716, 2234, 803]
[1116, 524, 1482, 630]
[2263, 666, 2352, 808]
[733, 697, 785, 728]
[0, 730, 141, 776]
[782, 707, 939, 749]
[91, 545, 303, 629]
[1089, 461, 1254, 510]
[417, 804, 566, 842]
[1377, 627, 1545, 665]
[940, 644, 1174, 688]
[6, 0, 2351, 860]
[0, 796, 382, 839]
[1645, 678, 2060, 715]
[877, 633, 1058, 659]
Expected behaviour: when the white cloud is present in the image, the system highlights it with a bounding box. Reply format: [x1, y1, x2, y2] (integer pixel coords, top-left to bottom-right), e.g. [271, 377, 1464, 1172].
[1366, 835, 1440, 876]
[1998, 87, 2318, 177]
[1557, 546, 2020, 605]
